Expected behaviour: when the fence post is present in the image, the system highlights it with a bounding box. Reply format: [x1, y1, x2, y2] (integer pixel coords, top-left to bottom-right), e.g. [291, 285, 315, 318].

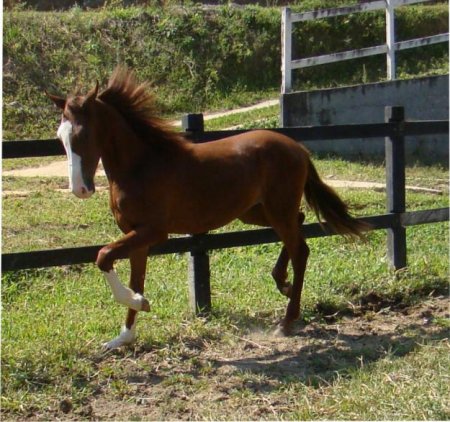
[181, 113, 212, 315]
[281, 7, 292, 94]
[385, 0, 396, 80]
[385, 106, 406, 270]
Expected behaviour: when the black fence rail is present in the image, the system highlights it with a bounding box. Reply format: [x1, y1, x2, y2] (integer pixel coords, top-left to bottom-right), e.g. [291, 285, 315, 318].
[3, 106, 449, 314]
[4, 121, 448, 158]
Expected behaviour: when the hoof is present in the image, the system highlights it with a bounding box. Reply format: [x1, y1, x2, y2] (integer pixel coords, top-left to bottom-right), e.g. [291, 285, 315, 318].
[103, 325, 136, 350]
[130, 293, 151, 312]
[278, 283, 292, 298]
[273, 320, 293, 337]
[140, 297, 151, 312]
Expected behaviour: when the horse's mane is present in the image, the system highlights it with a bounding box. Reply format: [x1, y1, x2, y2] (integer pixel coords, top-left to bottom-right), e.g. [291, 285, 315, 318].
[98, 66, 185, 149]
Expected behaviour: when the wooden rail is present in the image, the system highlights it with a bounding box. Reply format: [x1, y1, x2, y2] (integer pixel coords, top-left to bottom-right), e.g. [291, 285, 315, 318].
[3, 121, 448, 158]
[3, 210, 448, 271]
[281, 0, 449, 93]
[3, 106, 449, 314]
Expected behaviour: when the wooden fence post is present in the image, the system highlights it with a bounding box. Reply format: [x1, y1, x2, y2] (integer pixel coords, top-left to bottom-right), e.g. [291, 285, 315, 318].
[182, 113, 212, 315]
[385, 0, 396, 80]
[281, 7, 292, 94]
[385, 106, 407, 270]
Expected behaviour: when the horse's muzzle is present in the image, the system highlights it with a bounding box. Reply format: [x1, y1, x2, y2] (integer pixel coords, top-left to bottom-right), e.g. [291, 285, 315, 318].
[72, 182, 95, 199]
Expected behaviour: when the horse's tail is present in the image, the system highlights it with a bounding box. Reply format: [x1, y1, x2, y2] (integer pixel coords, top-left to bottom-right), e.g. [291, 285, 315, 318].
[304, 157, 369, 239]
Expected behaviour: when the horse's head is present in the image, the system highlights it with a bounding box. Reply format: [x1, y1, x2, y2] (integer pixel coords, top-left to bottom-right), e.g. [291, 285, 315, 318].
[47, 83, 101, 199]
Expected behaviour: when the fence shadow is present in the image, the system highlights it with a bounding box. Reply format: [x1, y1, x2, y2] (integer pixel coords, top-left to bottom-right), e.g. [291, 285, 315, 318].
[209, 321, 448, 388]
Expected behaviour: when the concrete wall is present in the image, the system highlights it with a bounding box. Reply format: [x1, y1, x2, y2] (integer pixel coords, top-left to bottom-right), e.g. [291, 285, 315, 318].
[281, 75, 449, 161]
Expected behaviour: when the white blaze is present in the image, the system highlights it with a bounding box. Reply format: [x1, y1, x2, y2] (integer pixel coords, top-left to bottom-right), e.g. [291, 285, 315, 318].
[57, 119, 92, 198]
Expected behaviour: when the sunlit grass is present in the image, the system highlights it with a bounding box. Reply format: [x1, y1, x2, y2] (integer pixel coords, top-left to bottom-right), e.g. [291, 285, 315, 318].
[2, 141, 448, 419]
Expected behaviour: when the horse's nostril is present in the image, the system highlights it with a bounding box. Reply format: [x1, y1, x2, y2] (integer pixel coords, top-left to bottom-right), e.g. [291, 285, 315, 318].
[81, 187, 87, 195]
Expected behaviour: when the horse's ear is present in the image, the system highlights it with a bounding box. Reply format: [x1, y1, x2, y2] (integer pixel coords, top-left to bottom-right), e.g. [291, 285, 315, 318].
[83, 81, 99, 108]
[46, 91, 66, 110]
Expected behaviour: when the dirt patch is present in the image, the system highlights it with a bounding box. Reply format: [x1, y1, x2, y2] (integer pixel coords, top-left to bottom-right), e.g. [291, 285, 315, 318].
[76, 296, 449, 421]
[3, 160, 107, 178]
[3, 159, 443, 197]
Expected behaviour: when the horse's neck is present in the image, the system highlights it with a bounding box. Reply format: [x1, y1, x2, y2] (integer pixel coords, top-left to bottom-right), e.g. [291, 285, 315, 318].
[97, 106, 145, 180]
[96, 103, 187, 182]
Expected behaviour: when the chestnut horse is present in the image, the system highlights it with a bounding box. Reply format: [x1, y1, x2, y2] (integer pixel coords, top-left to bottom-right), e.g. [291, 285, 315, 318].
[48, 67, 367, 349]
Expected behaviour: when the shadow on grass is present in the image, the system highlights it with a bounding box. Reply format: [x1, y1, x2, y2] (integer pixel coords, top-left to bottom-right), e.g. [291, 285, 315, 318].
[115, 294, 449, 393]
[209, 322, 448, 388]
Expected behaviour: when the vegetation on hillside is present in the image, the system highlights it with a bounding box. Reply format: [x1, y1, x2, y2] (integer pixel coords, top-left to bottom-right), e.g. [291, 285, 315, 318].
[3, 3, 448, 139]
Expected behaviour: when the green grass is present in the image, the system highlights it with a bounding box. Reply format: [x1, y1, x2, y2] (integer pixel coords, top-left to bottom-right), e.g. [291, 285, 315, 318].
[2, 98, 448, 420]
[285, 339, 450, 420]
[2, 151, 448, 419]
[204, 104, 280, 131]
[3, 4, 448, 140]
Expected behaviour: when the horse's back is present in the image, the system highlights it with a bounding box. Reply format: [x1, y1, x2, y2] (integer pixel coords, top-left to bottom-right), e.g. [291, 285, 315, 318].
[222, 129, 309, 176]
[193, 128, 310, 200]
[195, 129, 309, 163]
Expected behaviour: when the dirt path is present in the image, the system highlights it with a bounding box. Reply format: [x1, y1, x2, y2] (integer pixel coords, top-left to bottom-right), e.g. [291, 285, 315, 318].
[3, 160, 106, 178]
[171, 98, 279, 127]
[3, 159, 443, 197]
[2, 97, 444, 196]
[75, 295, 448, 420]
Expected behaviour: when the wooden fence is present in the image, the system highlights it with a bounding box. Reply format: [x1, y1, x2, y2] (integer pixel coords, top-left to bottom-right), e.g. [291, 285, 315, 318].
[3, 106, 449, 313]
[281, 0, 450, 93]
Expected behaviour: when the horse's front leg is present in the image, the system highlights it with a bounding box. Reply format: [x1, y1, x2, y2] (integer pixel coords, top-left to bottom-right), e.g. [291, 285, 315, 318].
[96, 227, 167, 348]
[97, 227, 166, 310]
[103, 246, 149, 349]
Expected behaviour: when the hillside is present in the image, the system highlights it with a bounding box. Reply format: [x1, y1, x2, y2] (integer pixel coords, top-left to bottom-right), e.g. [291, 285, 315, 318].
[3, 4, 448, 139]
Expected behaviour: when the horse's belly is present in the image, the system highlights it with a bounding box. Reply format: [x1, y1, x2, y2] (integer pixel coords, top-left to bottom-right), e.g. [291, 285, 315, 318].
[168, 186, 260, 234]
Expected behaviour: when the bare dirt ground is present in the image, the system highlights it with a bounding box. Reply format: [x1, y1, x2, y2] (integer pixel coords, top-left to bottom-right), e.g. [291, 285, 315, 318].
[3, 159, 443, 197]
[2, 97, 445, 197]
[58, 295, 449, 421]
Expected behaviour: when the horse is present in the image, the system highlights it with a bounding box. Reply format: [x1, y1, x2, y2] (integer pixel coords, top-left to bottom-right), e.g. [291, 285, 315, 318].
[48, 66, 368, 349]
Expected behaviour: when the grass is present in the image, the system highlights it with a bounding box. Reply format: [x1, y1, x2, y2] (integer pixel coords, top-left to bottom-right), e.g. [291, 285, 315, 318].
[285, 339, 450, 420]
[2, 146, 449, 419]
[3, 3, 448, 140]
[2, 102, 449, 419]
[204, 104, 280, 131]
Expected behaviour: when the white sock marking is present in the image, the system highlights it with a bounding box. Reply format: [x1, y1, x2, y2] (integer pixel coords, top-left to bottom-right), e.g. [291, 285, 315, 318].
[103, 270, 149, 312]
[103, 323, 137, 349]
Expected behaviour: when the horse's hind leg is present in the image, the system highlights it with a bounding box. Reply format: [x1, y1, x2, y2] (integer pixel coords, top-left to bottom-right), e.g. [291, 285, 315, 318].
[272, 247, 290, 296]
[239, 206, 305, 298]
[281, 231, 309, 334]
[103, 247, 149, 349]
[263, 204, 309, 335]
[239, 205, 289, 295]
[271, 212, 305, 298]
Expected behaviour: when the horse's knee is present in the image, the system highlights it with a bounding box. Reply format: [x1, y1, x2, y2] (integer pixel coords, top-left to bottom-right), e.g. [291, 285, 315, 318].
[96, 246, 114, 272]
